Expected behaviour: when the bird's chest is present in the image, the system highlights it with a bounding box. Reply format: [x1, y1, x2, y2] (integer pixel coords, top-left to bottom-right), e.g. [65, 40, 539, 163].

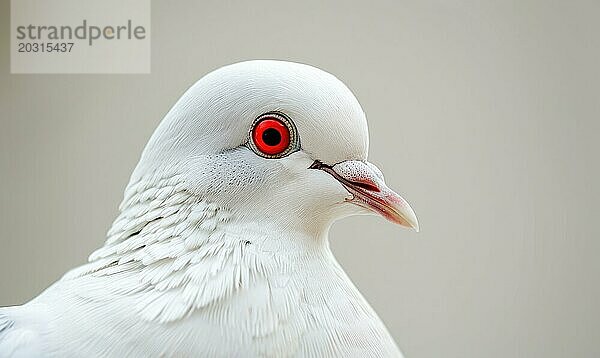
[155, 259, 396, 357]
[48, 251, 398, 357]
[53, 226, 398, 357]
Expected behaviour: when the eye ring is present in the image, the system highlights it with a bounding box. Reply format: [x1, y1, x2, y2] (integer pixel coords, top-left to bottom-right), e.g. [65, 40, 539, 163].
[248, 112, 299, 158]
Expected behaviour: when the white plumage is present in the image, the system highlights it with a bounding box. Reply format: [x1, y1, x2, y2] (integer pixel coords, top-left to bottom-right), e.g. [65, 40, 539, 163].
[0, 60, 418, 357]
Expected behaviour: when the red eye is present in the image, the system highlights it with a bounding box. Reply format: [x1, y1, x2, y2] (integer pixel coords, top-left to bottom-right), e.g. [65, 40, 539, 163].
[252, 117, 291, 155]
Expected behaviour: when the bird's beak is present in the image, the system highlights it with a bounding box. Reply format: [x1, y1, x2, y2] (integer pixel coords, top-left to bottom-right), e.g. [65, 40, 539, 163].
[310, 160, 419, 232]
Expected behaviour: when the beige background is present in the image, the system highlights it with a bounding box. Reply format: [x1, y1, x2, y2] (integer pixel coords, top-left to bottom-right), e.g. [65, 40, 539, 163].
[1, 1, 599, 357]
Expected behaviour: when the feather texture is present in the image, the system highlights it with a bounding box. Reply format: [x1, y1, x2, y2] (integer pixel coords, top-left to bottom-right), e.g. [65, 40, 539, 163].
[0, 169, 401, 356]
[0, 60, 406, 357]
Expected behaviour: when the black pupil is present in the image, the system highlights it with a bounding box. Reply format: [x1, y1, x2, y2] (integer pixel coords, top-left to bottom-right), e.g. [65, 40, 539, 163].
[262, 128, 281, 146]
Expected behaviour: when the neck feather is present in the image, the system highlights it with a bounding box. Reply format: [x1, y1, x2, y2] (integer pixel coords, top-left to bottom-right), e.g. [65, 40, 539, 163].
[64, 171, 331, 323]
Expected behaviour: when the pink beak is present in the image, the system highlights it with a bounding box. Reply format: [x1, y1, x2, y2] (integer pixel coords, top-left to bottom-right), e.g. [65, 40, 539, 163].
[310, 160, 419, 232]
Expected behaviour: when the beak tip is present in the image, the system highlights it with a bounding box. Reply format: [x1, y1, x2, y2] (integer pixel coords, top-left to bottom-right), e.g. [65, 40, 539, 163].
[409, 218, 420, 233]
[392, 213, 419, 232]
[402, 208, 419, 233]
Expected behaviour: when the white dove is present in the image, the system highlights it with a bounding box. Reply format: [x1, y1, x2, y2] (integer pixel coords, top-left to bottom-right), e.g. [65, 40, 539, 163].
[0, 60, 419, 357]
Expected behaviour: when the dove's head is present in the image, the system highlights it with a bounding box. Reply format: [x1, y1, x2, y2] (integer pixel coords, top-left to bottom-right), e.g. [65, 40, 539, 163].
[132, 60, 418, 239]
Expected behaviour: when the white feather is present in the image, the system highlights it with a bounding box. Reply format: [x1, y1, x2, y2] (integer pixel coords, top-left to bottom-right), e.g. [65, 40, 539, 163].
[1, 60, 404, 357]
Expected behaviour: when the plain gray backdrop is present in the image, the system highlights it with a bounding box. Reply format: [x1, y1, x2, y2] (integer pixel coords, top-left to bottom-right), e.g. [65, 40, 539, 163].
[1, 1, 599, 357]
